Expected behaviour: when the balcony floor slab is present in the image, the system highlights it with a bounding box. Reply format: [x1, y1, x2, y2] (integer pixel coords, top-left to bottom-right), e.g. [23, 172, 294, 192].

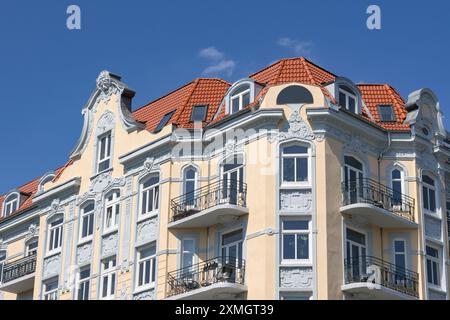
[166, 283, 248, 300]
[340, 203, 418, 229]
[168, 205, 249, 229]
[0, 273, 35, 294]
[342, 283, 418, 300]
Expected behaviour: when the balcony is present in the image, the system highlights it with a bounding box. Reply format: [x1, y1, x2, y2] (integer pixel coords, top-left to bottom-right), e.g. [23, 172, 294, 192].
[0, 253, 37, 294]
[341, 179, 417, 228]
[342, 255, 419, 300]
[166, 257, 247, 300]
[168, 180, 248, 229]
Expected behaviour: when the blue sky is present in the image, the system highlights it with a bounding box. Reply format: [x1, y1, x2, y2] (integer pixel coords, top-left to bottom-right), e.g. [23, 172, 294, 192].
[0, 0, 449, 193]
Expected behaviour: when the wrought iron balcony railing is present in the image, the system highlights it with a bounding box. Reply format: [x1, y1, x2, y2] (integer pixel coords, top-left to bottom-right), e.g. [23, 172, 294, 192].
[344, 255, 419, 298]
[342, 178, 415, 222]
[167, 257, 246, 297]
[170, 179, 247, 223]
[1, 253, 37, 284]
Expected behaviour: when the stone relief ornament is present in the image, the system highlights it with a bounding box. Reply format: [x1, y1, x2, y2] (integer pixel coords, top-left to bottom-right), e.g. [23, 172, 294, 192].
[425, 216, 442, 241]
[96, 111, 115, 136]
[102, 232, 118, 257]
[280, 190, 313, 212]
[136, 218, 158, 244]
[43, 254, 61, 279]
[77, 242, 93, 265]
[137, 157, 157, 180]
[25, 224, 38, 242]
[133, 290, 155, 300]
[270, 105, 320, 143]
[96, 71, 125, 104]
[280, 267, 313, 289]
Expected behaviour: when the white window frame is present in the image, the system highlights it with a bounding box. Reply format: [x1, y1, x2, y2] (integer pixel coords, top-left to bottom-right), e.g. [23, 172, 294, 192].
[3, 194, 19, 217]
[426, 245, 441, 288]
[97, 132, 112, 173]
[422, 175, 437, 214]
[281, 219, 312, 264]
[103, 191, 120, 234]
[100, 256, 117, 300]
[230, 86, 251, 114]
[281, 144, 310, 186]
[79, 202, 95, 242]
[339, 87, 358, 113]
[135, 244, 157, 291]
[391, 168, 405, 210]
[139, 175, 160, 218]
[181, 238, 197, 270]
[393, 239, 407, 269]
[76, 265, 91, 300]
[47, 216, 64, 255]
[43, 277, 59, 300]
[0, 251, 6, 284]
[25, 238, 38, 256]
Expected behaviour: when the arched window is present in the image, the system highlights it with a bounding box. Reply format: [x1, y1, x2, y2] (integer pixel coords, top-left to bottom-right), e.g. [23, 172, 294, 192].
[221, 155, 245, 205]
[391, 169, 404, 207]
[140, 174, 160, 217]
[104, 190, 121, 233]
[79, 202, 95, 241]
[183, 166, 198, 207]
[3, 193, 19, 217]
[38, 173, 56, 192]
[339, 85, 357, 113]
[230, 85, 251, 114]
[343, 156, 364, 204]
[281, 145, 309, 184]
[47, 215, 64, 254]
[422, 174, 436, 213]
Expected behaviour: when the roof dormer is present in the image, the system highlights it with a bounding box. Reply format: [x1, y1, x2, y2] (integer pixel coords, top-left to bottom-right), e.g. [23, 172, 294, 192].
[224, 79, 262, 115]
[326, 77, 363, 114]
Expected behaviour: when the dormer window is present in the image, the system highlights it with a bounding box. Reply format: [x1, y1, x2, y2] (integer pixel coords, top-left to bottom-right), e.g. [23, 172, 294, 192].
[3, 194, 19, 217]
[97, 132, 112, 173]
[230, 85, 251, 114]
[155, 110, 175, 133]
[378, 105, 396, 122]
[191, 105, 208, 122]
[339, 85, 357, 113]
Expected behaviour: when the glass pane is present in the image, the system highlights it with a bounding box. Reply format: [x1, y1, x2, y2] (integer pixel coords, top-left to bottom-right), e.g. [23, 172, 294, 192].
[111, 273, 116, 294]
[348, 96, 356, 113]
[185, 168, 196, 180]
[296, 158, 308, 181]
[283, 220, 308, 230]
[141, 191, 147, 214]
[232, 97, 240, 113]
[423, 187, 429, 210]
[138, 263, 144, 286]
[222, 229, 243, 246]
[283, 234, 295, 259]
[339, 92, 346, 107]
[297, 234, 309, 259]
[283, 158, 295, 182]
[392, 169, 401, 180]
[394, 240, 405, 253]
[284, 145, 308, 154]
[232, 85, 250, 96]
[242, 92, 250, 107]
[344, 156, 363, 171]
[346, 229, 365, 245]
[102, 277, 108, 297]
[191, 105, 208, 122]
[432, 262, 439, 285]
[395, 254, 405, 269]
[429, 189, 436, 212]
[426, 246, 438, 258]
[143, 176, 159, 189]
[144, 261, 151, 284]
[141, 246, 156, 259]
[148, 189, 154, 212]
[423, 175, 435, 186]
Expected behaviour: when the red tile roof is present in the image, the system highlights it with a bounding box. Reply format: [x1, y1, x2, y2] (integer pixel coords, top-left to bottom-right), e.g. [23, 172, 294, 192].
[358, 84, 410, 131]
[133, 78, 230, 131]
[0, 164, 68, 222]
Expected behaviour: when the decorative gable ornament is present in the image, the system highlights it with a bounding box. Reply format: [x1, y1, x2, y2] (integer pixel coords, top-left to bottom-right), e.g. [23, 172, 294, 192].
[96, 71, 125, 104]
[270, 104, 321, 143]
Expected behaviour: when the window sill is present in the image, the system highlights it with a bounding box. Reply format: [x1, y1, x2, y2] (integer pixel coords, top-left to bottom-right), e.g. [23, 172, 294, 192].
[137, 213, 158, 223]
[428, 285, 446, 295]
[45, 250, 61, 260]
[77, 238, 93, 247]
[102, 228, 119, 237]
[133, 284, 155, 296]
[90, 168, 113, 181]
[423, 211, 441, 220]
[280, 183, 311, 190]
[280, 260, 312, 267]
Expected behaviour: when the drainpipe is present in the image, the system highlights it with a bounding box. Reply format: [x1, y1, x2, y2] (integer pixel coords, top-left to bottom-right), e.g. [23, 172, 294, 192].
[377, 132, 392, 262]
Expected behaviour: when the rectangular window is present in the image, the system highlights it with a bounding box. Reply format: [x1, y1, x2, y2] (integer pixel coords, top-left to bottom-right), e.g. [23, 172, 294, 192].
[136, 244, 156, 289]
[76, 266, 91, 300]
[80, 203, 95, 241]
[4, 197, 18, 216]
[100, 257, 116, 299]
[378, 105, 396, 122]
[426, 246, 440, 287]
[43, 278, 59, 300]
[181, 239, 195, 270]
[394, 240, 406, 270]
[104, 192, 120, 232]
[282, 220, 310, 262]
[141, 177, 159, 217]
[191, 105, 208, 122]
[154, 110, 175, 133]
[97, 133, 112, 173]
[282, 145, 309, 183]
[48, 217, 63, 253]
[26, 240, 38, 256]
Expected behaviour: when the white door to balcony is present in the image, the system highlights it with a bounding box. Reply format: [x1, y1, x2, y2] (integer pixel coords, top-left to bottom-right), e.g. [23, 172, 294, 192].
[222, 156, 244, 206]
[346, 228, 367, 282]
[344, 156, 364, 204]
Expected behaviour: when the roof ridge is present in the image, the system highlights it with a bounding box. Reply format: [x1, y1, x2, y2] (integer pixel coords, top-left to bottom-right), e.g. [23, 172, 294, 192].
[300, 57, 317, 85]
[132, 80, 196, 113]
[275, 59, 286, 84]
[301, 57, 337, 79]
[249, 59, 283, 79]
[384, 84, 405, 106]
[174, 78, 201, 124]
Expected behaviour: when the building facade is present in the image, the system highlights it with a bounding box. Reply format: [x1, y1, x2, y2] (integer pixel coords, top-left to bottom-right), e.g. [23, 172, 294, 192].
[0, 57, 449, 300]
